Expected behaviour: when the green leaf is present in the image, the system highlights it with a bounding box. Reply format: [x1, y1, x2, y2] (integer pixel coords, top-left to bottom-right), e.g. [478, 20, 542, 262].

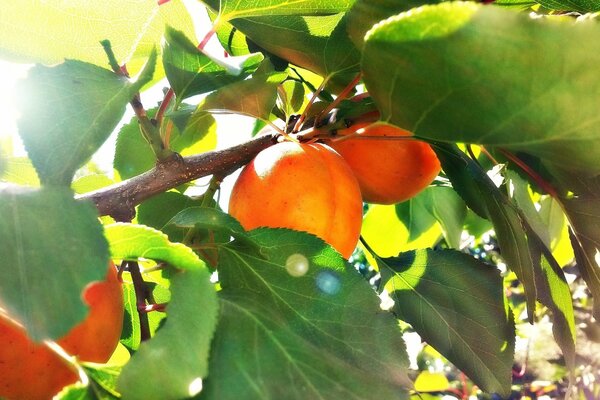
[396, 186, 466, 249]
[202, 228, 410, 399]
[378, 249, 515, 397]
[538, 197, 573, 266]
[362, 3, 600, 175]
[346, 0, 443, 48]
[435, 144, 537, 322]
[203, 0, 355, 21]
[227, 12, 360, 88]
[563, 196, 600, 320]
[118, 268, 218, 400]
[506, 171, 576, 368]
[166, 207, 246, 239]
[0, 157, 40, 186]
[536, 0, 600, 12]
[193, 61, 287, 120]
[0, 187, 108, 341]
[17, 54, 155, 185]
[413, 371, 449, 393]
[163, 26, 264, 102]
[71, 174, 115, 195]
[105, 223, 203, 270]
[211, 13, 252, 56]
[0, 1, 194, 78]
[362, 203, 441, 258]
[137, 192, 205, 241]
[121, 279, 167, 351]
[114, 108, 216, 180]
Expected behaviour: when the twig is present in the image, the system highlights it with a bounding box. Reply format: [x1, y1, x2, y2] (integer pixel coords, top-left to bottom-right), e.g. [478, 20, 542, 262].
[124, 261, 151, 342]
[77, 133, 278, 221]
[100, 40, 172, 161]
[497, 148, 559, 198]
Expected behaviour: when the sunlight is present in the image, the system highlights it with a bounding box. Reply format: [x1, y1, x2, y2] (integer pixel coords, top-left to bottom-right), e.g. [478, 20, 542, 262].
[0, 60, 29, 140]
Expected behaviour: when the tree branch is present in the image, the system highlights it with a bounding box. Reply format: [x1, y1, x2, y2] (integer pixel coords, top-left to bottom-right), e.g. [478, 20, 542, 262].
[77, 133, 278, 221]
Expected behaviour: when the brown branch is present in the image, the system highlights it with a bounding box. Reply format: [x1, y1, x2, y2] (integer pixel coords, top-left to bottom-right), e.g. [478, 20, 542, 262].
[77, 133, 278, 221]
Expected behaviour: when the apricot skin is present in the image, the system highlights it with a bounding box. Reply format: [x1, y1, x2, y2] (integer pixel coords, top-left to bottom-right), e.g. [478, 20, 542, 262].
[229, 141, 363, 258]
[0, 262, 123, 400]
[329, 123, 441, 205]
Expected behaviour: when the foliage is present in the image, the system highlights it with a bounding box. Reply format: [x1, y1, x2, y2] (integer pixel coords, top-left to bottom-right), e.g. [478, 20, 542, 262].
[1, 0, 599, 399]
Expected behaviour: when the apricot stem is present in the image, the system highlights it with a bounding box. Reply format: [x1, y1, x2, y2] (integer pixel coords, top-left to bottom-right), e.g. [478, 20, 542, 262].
[317, 72, 363, 120]
[292, 76, 330, 132]
[497, 148, 559, 198]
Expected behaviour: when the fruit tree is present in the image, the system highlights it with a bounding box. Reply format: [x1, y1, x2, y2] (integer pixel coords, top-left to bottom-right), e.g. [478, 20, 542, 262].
[0, 0, 599, 399]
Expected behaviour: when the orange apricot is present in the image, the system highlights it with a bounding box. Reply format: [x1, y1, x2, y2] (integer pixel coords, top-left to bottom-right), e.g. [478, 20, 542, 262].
[329, 123, 441, 204]
[229, 141, 363, 258]
[0, 262, 123, 400]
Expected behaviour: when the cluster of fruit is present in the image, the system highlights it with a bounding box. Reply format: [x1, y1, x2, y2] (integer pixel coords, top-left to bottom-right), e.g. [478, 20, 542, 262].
[229, 121, 441, 258]
[0, 262, 123, 400]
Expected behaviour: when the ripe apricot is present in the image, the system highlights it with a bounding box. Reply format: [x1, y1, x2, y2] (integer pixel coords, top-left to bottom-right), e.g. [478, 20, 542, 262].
[229, 141, 363, 258]
[0, 262, 123, 400]
[329, 123, 441, 204]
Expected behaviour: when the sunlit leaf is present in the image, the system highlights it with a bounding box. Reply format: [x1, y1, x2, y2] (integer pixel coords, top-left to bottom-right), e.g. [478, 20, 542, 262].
[203, 0, 355, 21]
[118, 268, 218, 400]
[105, 223, 203, 270]
[362, 203, 441, 258]
[0, 1, 194, 78]
[17, 53, 155, 185]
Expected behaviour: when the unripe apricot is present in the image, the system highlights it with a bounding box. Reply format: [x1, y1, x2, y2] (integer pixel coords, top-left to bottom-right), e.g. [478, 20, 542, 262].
[229, 141, 363, 258]
[329, 123, 441, 204]
[0, 262, 123, 400]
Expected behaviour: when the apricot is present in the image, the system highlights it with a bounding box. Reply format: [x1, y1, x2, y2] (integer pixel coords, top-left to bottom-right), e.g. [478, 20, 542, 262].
[329, 123, 441, 204]
[229, 141, 363, 258]
[0, 262, 123, 400]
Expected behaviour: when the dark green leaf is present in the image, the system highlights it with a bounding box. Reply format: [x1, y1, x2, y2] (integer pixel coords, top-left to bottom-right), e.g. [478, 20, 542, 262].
[229, 12, 360, 89]
[564, 196, 600, 320]
[193, 60, 287, 120]
[105, 223, 204, 270]
[163, 26, 263, 102]
[137, 192, 204, 241]
[506, 171, 576, 368]
[435, 144, 537, 321]
[362, 3, 600, 175]
[118, 268, 218, 400]
[202, 228, 410, 399]
[378, 249, 515, 397]
[0, 187, 108, 341]
[212, 17, 252, 56]
[16, 53, 155, 185]
[114, 107, 216, 180]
